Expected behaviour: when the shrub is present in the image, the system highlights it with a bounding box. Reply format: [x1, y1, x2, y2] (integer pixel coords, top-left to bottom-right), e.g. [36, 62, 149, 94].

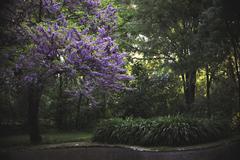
[93, 116, 230, 147]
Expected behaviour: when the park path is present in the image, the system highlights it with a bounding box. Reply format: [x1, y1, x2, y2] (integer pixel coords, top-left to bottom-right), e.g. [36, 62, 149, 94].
[0, 137, 240, 160]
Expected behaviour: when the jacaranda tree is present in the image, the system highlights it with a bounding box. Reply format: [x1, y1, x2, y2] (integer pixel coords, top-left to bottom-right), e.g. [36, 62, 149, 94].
[16, 0, 132, 144]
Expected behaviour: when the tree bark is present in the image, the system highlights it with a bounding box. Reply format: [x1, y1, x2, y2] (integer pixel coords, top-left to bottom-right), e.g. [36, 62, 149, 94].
[56, 74, 64, 129]
[75, 93, 83, 129]
[227, 57, 237, 86]
[27, 2, 44, 143]
[184, 70, 196, 105]
[27, 85, 43, 144]
[206, 65, 211, 116]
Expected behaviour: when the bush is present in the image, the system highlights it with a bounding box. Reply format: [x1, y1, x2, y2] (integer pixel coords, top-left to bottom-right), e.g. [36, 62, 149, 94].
[93, 116, 230, 147]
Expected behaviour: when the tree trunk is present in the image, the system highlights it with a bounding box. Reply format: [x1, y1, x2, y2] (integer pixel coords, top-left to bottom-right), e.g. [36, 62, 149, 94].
[27, 0, 43, 145]
[206, 65, 211, 116]
[56, 74, 64, 129]
[227, 57, 237, 86]
[27, 85, 43, 144]
[75, 93, 83, 129]
[184, 70, 196, 105]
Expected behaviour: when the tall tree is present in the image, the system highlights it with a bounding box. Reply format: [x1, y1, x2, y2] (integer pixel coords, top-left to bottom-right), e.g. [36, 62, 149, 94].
[131, 0, 204, 106]
[15, 0, 132, 144]
[199, 0, 240, 111]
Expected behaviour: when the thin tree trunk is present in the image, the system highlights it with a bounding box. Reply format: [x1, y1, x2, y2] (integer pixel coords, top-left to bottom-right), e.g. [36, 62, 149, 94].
[185, 71, 196, 105]
[180, 74, 186, 113]
[56, 74, 64, 129]
[206, 65, 211, 116]
[181, 73, 186, 94]
[227, 57, 237, 86]
[27, 0, 44, 144]
[28, 85, 43, 144]
[75, 93, 83, 129]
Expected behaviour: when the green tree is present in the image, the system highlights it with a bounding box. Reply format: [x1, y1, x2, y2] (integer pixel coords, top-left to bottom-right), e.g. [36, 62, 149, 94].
[131, 0, 205, 107]
[199, 0, 240, 111]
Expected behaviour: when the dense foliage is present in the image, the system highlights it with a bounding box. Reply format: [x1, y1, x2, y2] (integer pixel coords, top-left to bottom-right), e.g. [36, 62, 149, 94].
[93, 116, 230, 146]
[1, 0, 240, 145]
[17, 0, 132, 100]
[1, 0, 132, 143]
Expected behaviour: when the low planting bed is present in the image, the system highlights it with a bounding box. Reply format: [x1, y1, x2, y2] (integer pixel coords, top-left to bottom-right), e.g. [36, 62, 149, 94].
[93, 116, 230, 146]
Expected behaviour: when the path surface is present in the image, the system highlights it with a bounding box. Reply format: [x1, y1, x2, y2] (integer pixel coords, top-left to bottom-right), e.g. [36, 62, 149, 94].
[1, 137, 240, 160]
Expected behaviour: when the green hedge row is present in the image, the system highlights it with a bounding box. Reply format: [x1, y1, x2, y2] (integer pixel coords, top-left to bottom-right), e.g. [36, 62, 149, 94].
[93, 116, 230, 146]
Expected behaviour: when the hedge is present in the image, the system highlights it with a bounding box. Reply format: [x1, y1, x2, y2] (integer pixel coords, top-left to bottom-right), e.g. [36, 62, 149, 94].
[93, 116, 230, 146]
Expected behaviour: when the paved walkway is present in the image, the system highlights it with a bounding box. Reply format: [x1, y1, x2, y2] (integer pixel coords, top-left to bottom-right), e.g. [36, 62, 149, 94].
[1, 136, 240, 160]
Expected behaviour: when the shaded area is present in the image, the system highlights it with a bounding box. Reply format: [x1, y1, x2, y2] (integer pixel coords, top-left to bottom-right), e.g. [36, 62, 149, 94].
[0, 131, 92, 148]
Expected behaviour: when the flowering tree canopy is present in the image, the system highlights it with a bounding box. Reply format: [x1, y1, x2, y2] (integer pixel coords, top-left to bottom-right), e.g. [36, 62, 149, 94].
[17, 0, 132, 101]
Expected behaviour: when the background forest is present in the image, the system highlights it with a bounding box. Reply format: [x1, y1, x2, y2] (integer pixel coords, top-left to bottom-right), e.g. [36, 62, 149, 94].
[0, 0, 240, 145]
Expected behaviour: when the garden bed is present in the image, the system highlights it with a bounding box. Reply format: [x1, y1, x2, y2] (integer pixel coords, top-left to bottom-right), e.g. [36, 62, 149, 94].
[93, 116, 230, 147]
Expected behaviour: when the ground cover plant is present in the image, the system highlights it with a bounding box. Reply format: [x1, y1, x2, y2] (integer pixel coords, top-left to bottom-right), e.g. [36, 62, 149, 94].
[93, 116, 230, 146]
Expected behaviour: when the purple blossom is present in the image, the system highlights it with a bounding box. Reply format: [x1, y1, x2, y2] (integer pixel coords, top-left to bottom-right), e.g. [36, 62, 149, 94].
[17, 0, 132, 104]
[98, 27, 107, 37]
[23, 73, 38, 84]
[57, 14, 67, 27]
[42, 0, 61, 13]
[79, 16, 88, 25]
[53, 23, 59, 31]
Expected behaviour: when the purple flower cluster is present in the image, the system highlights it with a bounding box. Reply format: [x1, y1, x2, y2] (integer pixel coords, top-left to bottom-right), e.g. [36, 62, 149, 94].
[42, 0, 62, 13]
[63, 0, 100, 11]
[17, 0, 132, 101]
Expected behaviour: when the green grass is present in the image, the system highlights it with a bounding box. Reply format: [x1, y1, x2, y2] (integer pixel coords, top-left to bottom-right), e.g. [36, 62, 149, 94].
[0, 131, 93, 148]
